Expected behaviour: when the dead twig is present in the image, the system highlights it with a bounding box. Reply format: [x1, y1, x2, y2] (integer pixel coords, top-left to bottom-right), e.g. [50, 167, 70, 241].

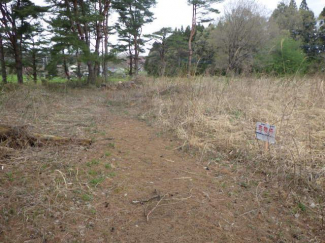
[132, 195, 160, 205]
[174, 177, 192, 180]
[146, 193, 168, 222]
[55, 169, 68, 189]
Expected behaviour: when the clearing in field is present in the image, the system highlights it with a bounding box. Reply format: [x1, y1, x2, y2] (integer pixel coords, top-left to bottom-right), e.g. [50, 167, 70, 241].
[0, 76, 324, 242]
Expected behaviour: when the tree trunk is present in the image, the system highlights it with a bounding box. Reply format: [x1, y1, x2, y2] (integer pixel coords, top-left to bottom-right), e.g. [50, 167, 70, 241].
[77, 62, 81, 80]
[128, 40, 133, 76]
[32, 41, 37, 83]
[134, 36, 139, 76]
[129, 55, 133, 76]
[159, 41, 166, 76]
[161, 61, 166, 77]
[188, 38, 193, 76]
[0, 34, 7, 84]
[62, 53, 70, 80]
[14, 47, 23, 84]
[87, 62, 95, 84]
[188, 4, 197, 77]
[103, 12, 109, 82]
[94, 2, 101, 78]
[0, 1, 23, 84]
[76, 48, 82, 80]
[11, 29, 23, 84]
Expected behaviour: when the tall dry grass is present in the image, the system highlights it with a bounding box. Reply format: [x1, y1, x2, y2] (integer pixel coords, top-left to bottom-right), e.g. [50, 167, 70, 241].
[114, 76, 325, 189]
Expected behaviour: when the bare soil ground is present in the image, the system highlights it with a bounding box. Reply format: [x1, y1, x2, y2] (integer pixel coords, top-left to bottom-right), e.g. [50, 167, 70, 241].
[0, 84, 324, 242]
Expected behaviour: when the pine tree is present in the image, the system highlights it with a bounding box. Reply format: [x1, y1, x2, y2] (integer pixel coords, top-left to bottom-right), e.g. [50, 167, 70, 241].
[24, 23, 48, 83]
[0, 0, 48, 84]
[113, 0, 156, 76]
[271, 1, 301, 33]
[47, 0, 112, 84]
[146, 26, 197, 76]
[145, 28, 173, 76]
[300, 0, 309, 11]
[289, 0, 297, 10]
[187, 0, 221, 76]
[298, 1, 315, 47]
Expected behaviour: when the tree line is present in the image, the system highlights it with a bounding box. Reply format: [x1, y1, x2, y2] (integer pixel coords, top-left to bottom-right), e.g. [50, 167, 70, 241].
[1, 0, 223, 84]
[146, 0, 325, 76]
[0, 0, 161, 84]
[1, 0, 325, 85]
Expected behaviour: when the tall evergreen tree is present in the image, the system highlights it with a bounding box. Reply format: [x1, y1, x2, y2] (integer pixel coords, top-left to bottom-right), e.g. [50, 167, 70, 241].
[300, 0, 309, 11]
[0, 0, 47, 84]
[289, 0, 297, 10]
[186, 0, 222, 76]
[24, 22, 47, 83]
[146, 26, 206, 76]
[113, 0, 156, 76]
[298, 1, 316, 50]
[145, 27, 173, 76]
[271, 2, 300, 32]
[47, 0, 112, 84]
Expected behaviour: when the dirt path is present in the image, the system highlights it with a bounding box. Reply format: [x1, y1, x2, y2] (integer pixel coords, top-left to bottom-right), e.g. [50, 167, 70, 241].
[0, 88, 323, 243]
[74, 114, 319, 242]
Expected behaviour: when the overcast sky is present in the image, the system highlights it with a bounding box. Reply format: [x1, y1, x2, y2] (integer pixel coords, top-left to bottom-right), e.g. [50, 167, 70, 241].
[146, 0, 325, 35]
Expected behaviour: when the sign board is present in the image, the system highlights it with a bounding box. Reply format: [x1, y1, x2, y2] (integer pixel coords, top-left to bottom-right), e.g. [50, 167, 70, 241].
[256, 122, 276, 144]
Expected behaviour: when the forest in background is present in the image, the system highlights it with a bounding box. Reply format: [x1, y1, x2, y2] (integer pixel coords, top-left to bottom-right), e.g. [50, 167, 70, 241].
[146, 0, 325, 76]
[0, 0, 325, 85]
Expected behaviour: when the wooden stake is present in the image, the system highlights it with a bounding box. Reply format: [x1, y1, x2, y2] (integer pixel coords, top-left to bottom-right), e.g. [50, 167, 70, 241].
[264, 141, 269, 153]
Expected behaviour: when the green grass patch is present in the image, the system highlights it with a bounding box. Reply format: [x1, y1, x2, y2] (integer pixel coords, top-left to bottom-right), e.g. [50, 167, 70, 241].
[87, 159, 100, 167]
[107, 76, 130, 83]
[89, 208, 97, 215]
[88, 170, 98, 176]
[47, 77, 67, 83]
[0, 74, 42, 84]
[89, 177, 105, 187]
[81, 194, 93, 201]
[298, 202, 307, 212]
[105, 163, 112, 169]
[5, 172, 14, 182]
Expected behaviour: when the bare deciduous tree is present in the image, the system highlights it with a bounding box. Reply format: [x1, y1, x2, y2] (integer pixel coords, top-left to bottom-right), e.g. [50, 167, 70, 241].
[209, 0, 267, 74]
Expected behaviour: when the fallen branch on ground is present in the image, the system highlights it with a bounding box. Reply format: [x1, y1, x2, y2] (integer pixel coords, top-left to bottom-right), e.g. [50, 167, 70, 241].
[0, 125, 92, 148]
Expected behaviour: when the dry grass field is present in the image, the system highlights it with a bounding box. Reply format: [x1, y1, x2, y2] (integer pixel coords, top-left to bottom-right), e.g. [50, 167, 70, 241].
[0, 76, 324, 242]
[114, 76, 325, 187]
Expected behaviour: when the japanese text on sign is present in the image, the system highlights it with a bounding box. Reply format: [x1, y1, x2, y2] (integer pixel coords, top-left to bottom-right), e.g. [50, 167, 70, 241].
[256, 122, 276, 144]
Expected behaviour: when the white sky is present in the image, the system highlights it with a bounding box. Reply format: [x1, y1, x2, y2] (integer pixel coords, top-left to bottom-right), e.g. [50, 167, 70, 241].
[145, 0, 325, 35]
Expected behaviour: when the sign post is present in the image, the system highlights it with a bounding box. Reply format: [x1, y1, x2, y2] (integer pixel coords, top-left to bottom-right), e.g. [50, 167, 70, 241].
[256, 122, 276, 152]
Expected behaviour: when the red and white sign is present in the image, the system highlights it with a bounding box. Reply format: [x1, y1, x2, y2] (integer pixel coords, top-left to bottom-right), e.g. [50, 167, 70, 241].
[256, 122, 276, 144]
